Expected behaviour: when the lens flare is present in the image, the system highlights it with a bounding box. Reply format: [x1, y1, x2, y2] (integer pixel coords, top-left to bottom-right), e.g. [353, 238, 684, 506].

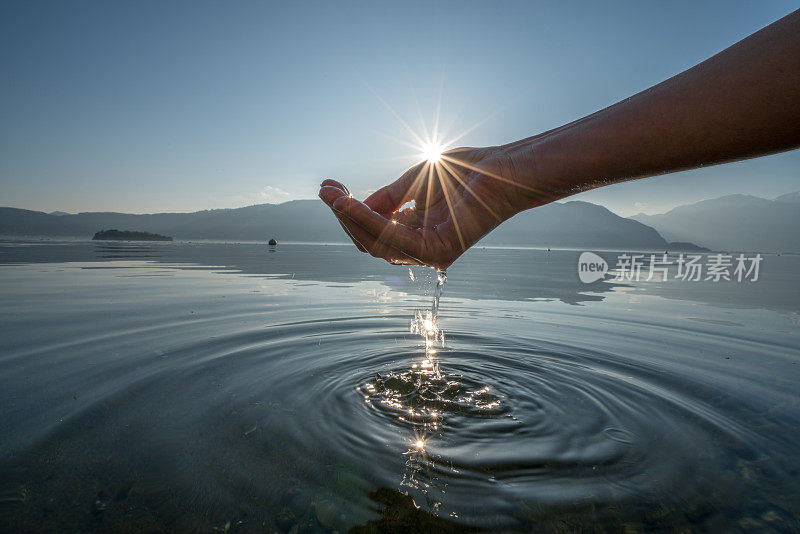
[369, 88, 541, 262]
[421, 142, 443, 163]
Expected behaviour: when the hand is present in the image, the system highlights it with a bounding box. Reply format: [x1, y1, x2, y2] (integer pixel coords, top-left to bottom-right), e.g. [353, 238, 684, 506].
[318, 10, 800, 270]
[318, 146, 538, 269]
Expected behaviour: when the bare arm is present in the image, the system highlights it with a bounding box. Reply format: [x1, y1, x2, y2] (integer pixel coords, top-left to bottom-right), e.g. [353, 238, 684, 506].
[508, 8, 800, 209]
[320, 10, 800, 269]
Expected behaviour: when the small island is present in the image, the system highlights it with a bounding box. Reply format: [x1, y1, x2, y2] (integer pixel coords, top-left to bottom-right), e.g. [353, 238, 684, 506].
[92, 229, 173, 242]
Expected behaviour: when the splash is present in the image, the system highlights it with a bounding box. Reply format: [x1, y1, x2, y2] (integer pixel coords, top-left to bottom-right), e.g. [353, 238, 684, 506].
[359, 268, 502, 430]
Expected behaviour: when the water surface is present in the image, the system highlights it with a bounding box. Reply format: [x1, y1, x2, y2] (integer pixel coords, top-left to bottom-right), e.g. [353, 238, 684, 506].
[1, 240, 798, 532]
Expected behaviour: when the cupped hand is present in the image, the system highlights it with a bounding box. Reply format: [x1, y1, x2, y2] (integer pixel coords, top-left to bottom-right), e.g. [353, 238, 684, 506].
[318, 146, 537, 269]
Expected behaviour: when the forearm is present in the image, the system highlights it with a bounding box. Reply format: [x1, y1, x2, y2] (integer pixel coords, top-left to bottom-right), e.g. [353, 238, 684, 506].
[505, 9, 800, 211]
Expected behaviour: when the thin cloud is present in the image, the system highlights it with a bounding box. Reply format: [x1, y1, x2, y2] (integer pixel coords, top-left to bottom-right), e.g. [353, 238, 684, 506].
[259, 186, 291, 203]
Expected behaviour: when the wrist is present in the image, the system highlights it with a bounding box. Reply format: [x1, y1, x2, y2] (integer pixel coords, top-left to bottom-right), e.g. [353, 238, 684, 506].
[497, 137, 566, 214]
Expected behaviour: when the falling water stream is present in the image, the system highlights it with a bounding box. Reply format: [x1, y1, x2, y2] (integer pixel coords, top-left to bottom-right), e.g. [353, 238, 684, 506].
[358, 268, 506, 513]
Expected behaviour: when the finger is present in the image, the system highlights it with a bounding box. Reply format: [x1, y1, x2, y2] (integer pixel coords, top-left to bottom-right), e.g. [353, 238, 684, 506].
[332, 196, 427, 260]
[364, 162, 426, 214]
[333, 211, 368, 252]
[338, 218, 423, 265]
[320, 179, 350, 196]
[392, 208, 421, 227]
[318, 185, 348, 207]
[319, 185, 366, 252]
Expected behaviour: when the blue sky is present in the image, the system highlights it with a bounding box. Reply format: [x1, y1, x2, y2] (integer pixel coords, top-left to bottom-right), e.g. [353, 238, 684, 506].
[1, 1, 797, 216]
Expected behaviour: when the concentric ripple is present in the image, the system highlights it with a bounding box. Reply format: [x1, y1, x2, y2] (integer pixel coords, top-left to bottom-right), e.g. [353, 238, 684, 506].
[2, 259, 798, 532]
[252, 313, 790, 530]
[358, 364, 507, 430]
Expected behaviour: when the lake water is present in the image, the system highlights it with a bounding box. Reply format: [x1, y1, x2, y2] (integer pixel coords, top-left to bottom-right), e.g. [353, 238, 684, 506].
[0, 240, 798, 532]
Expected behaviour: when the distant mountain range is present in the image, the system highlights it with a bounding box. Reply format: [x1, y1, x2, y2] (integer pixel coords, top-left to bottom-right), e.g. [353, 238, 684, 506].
[481, 200, 671, 250]
[631, 192, 800, 252]
[1, 199, 674, 250]
[1, 192, 796, 252]
[1, 201, 341, 243]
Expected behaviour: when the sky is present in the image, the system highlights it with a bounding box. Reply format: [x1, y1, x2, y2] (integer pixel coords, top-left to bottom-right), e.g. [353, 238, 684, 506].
[1, 0, 798, 217]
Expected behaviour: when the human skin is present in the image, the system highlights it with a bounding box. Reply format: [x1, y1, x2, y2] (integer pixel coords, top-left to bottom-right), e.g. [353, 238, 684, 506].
[319, 9, 800, 270]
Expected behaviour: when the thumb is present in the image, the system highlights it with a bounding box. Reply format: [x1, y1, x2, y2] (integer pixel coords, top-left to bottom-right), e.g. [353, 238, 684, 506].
[364, 162, 426, 214]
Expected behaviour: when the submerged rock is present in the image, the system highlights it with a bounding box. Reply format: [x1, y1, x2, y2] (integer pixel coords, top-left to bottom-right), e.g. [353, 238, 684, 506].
[349, 488, 475, 533]
[313, 499, 338, 529]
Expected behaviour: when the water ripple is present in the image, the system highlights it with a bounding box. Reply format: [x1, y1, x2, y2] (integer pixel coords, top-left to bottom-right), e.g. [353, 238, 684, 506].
[170, 313, 784, 529]
[2, 265, 798, 531]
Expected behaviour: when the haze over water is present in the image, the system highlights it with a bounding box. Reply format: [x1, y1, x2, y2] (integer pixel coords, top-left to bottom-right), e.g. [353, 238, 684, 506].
[1, 240, 798, 532]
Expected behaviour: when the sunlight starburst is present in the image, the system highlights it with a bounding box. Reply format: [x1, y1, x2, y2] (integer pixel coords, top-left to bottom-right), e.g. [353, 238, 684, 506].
[421, 142, 444, 163]
[368, 84, 533, 263]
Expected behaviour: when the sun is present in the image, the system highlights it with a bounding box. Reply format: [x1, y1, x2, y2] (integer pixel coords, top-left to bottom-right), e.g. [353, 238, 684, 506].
[421, 142, 443, 163]
[371, 89, 523, 253]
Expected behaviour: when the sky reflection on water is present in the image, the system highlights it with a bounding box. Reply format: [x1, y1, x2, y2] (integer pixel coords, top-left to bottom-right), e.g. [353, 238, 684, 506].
[0, 240, 798, 532]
